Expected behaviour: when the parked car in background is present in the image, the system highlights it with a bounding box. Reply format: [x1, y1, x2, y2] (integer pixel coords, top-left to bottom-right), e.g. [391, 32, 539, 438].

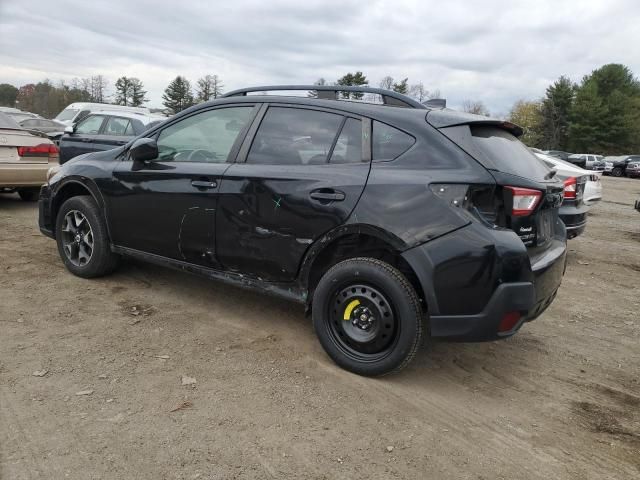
[0, 112, 59, 201]
[54, 102, 153, 126]
[6, 111, 40, 123]
[625, 160, 640, 178]
[545, 150, 572, 161]
[39, 85, 568, 376]
[18, 118, 67, 145]
[567, 154, 604, 170]
[534, 151, 593, 238]
[635, 198, 640, 212]
[58, 111, 166, 163]
[603, 155, 640, 177]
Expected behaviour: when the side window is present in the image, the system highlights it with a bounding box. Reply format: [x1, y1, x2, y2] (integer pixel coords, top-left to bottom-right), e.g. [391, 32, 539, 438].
[372, 121, 415, 161]
[329, 118, 363, 164]
[76, 110, 91, 123]
[104, 117, 131, 136]
[75, 115, 105, 134]
[247, 107, 343, 165]
[157, 106, 254, 163]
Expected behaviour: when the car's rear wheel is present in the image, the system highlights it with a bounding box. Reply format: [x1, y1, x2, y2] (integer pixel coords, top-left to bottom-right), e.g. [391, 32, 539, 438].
[612, 166, 624, 177]
[312, 258, 423, 376]
[55, 195, 119, 278]
[18, 188, 39, 202]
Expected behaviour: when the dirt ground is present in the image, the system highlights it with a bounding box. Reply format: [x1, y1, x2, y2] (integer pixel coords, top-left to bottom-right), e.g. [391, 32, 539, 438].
[1, 177, 639, 480]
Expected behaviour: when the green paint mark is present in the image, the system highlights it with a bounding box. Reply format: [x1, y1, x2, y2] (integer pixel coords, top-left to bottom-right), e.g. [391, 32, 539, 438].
[273, 197, 282, 209]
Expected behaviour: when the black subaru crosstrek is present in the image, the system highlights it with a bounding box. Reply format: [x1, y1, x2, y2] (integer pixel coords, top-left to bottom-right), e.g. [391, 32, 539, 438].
[39, 86, 567, 376]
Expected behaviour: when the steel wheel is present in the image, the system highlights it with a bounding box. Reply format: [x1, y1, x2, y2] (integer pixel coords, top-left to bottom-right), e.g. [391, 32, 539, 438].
[60, 210, 94, 267]
[327, 283, 399, 362]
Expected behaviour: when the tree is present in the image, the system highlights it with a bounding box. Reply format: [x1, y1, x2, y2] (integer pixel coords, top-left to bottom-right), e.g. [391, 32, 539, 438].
[569, 64, 640, 154]
[379, 76, 394, 90]
[509, 100, 544, 147]
[114, 77, 133, 106]
[336, 71, 368, 99]
[196, 74, 224, 102]
[162, 76, 194, 114]
[114, 76, 147, 106]
[392, 78, 409, 94]
[539, 76, 574, 150]
[0, 83, 19, 107]
[129, 78, 148, 106]
[90, 75, 108, 103]
[462, 100, 490, 116]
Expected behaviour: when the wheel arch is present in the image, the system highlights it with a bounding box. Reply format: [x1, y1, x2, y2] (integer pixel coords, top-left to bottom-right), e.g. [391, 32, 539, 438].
[51, 178, 106, 237]
[299, 225, 425, 309]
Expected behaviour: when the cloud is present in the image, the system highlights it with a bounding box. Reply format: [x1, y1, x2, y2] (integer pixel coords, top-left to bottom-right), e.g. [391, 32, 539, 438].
[0, 0, 638, 115]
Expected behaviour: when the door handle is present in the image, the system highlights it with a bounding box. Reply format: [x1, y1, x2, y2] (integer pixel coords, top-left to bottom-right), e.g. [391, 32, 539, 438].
[309, 189, 346, 202]
[191, 179, 217, 189]
[81, 138, 92, 143]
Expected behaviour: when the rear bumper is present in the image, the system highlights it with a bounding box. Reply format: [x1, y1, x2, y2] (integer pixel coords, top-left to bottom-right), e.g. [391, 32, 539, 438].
[560, 201, 589, 239]
[0, 162, 52, 188]
[402, 224, 566, 342]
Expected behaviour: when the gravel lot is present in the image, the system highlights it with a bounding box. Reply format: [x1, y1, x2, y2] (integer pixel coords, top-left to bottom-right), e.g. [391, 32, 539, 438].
[1, 176, 639, 479]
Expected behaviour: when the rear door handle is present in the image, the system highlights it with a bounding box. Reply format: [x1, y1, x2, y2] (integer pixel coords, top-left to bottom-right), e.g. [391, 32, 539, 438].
[310, 189, 345, 202]
[191, 180, 218, 189]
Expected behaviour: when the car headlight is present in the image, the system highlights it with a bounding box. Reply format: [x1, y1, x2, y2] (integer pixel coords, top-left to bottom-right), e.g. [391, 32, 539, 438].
[47, 165, 61, 183]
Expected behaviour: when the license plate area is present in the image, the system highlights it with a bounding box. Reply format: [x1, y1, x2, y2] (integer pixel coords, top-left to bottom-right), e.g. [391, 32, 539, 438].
[536, 209, 553, 246]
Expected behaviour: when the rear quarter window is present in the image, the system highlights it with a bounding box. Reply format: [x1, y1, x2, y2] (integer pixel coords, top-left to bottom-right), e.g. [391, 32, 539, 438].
[372, 121, 415, 161]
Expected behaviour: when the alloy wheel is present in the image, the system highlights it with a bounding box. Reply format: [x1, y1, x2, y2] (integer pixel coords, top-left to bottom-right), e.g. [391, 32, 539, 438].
[61, 210, 94, 267]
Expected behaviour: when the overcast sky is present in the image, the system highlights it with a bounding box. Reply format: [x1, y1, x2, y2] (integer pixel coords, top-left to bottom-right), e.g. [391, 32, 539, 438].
[1, 0, 638, 115]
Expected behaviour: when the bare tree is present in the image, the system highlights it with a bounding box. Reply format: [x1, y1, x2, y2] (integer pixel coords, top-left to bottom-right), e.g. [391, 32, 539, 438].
[379, 76, 394, 90]
[196, 74, 224, 102]
[90, 75, 108, 103]
[462, 100, 490, 116]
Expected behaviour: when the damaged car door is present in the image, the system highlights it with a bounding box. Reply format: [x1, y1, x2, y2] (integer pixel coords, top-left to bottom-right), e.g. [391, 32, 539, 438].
[108, 105, 257, 266]
[216, 105, 370, 281]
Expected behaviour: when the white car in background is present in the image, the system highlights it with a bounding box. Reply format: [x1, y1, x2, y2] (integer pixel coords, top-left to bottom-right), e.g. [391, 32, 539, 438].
[534, 151, 603, 205]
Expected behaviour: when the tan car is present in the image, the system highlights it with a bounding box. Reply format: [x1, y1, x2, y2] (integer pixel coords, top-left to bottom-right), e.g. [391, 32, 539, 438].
[0, 112, 59, 201]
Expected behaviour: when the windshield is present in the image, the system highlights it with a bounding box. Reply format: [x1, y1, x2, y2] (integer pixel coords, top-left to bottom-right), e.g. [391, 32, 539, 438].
[55, 108, 79, 122]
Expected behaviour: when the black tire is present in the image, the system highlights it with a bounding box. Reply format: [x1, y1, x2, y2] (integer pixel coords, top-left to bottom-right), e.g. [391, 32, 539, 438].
[312, 258, 424, 376]
[612, 167, 624, 177]
[55, 195, 119, 278]
[18, 188, 39, 202]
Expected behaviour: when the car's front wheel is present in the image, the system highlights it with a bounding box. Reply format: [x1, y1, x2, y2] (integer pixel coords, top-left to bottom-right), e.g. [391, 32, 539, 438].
[612, 166, 624, 177]
[312, 258, 424, 376]
[55, 195, 119, 278]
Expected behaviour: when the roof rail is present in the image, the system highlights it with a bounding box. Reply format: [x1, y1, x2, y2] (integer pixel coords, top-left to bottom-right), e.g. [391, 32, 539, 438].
[222, 85, 427, 109]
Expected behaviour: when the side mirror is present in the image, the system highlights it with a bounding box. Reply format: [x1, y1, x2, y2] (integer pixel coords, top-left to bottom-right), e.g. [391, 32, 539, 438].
[129, 138, 158, 162]
[64, 125, 74, 134]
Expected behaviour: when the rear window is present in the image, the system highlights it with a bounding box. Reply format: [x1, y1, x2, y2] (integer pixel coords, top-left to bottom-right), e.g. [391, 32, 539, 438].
[470, 126, 552, 180]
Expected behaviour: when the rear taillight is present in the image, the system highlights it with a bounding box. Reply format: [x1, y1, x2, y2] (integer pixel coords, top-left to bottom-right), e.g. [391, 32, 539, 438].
[563, 177, 577, 199]
[504, 186, 542, 217]
[17, 143, 59, 160]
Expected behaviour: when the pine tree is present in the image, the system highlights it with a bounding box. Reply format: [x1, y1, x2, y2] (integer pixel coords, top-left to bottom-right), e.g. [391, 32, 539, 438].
[129, 78, 148, 106]
[569, 64, 640, 154]
[336, 72, 368, 99]
[162, 76, 194, 114]
[114, 76, 132, 106]
[392, 78, 409, 94]
[539, 76, 574, 150]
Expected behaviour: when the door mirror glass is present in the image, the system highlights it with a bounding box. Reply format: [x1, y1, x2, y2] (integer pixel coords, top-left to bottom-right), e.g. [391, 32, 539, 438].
[129, 138, 159, 162]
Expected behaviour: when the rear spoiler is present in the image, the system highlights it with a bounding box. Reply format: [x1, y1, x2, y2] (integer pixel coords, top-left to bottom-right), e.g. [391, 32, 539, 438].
[426, 109, 524, 137]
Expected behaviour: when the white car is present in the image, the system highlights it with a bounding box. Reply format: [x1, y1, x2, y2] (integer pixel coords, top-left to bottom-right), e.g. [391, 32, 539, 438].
[54, 102, 155, 126]
[534, 152, 602, 205]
